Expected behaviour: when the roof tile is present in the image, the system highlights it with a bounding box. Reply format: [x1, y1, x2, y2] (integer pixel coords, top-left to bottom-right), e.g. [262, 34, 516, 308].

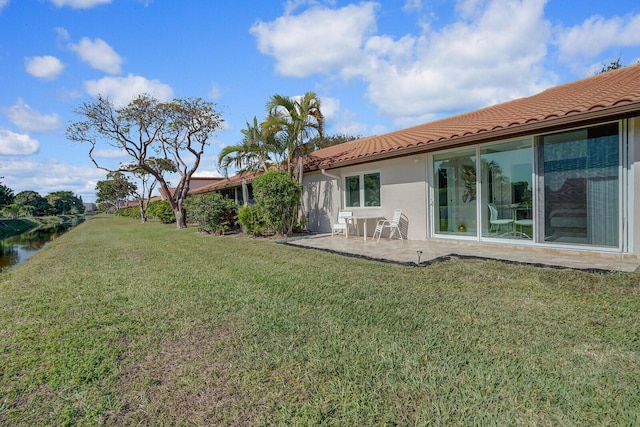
[308, 64, 640, 169]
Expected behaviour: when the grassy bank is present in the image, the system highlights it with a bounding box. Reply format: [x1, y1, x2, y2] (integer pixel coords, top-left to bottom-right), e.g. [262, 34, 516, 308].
[0, 215, 85, 239]
[1, 215, 639, 425]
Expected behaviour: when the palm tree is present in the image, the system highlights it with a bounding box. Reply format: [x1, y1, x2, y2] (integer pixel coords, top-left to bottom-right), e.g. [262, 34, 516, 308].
[263, 92, 324, 184]
[218, 116, 276, 176]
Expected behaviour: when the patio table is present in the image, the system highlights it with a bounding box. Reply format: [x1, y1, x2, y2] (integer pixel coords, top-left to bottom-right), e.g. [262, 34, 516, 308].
[347, 214, 384, 241]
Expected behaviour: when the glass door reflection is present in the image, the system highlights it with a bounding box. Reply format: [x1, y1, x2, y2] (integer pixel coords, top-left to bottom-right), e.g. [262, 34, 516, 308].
[480, 139, 533, 240]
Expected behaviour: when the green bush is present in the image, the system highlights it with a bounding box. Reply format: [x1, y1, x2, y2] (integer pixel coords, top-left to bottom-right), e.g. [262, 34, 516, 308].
[237, 205, 268, 236]
[185, 193, 237, 234]
[148, 200, 175, 224]
[115, 206, 140, 219]
[252, 171, 301, 236]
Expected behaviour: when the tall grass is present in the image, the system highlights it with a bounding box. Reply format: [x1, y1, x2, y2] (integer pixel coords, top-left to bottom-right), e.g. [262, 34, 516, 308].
[0, 215, 639, 425]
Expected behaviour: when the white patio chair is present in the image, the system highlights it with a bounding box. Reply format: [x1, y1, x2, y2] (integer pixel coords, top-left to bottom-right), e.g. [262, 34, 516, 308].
[332, 211, 353, 237]
[373, 209, 403, 241]
[488, 203, 513, 234]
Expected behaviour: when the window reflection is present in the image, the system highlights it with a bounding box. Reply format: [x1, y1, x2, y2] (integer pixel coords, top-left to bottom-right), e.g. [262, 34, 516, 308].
[434, 149, 477, 235]
[480, 140, 533, 239]
[541, 123, 619, 247]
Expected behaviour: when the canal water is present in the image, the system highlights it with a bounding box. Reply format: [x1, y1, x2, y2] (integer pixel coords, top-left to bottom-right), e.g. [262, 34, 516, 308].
[0, 218, 84, 272]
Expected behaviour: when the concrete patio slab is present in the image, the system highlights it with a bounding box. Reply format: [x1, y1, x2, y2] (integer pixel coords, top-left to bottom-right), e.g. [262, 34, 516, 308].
[282, 234, 640, 273]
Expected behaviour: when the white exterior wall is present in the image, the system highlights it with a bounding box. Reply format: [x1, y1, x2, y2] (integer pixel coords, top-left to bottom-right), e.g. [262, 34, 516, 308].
[630, 117, 640, 256]
[302, 171, 341, 232]
[303, 116, 640, 253]
[303, 155, 429, 239]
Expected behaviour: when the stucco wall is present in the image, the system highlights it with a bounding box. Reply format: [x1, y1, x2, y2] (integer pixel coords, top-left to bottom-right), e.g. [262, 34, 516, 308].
[304, 117, 640, 253]
[302, 172, 341, 232]
[303, 155, 429, 240]
[630, 117, 639, 256]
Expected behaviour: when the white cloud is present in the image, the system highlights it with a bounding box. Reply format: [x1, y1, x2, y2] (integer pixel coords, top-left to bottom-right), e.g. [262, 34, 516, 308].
[456, 0, 487, 20]
[402, 0, 422, 13]
[254, 0, 554, 126]
[250, 2, 378, 77]
[319, 96, 339, 123]
[25, 55, 65, 80]
[333, 110, 369, 137]
[93, 149, 127, 159]
[3, 99, 62, 134]
[84, 74, 174, 106]
[0, 129, 40, 155]
[314, 97, 368, 137]
[209, 83, 222, 100]
[50, 0, 111, 9]
[193, 169, 223, 178]
[55, 27, 70, 41]
[365, 0, 553, 121]
[0, 0, 9, 12]
[557, 14, 640, 62]
[69, 37, 123, 74]
[0, 157, 104, 201]
[57, 87, 84, 100]
[283, 0, 329, 15]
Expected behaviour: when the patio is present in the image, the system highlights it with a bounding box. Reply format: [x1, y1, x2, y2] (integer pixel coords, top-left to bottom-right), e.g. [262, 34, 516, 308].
[282, 234, 640, 272]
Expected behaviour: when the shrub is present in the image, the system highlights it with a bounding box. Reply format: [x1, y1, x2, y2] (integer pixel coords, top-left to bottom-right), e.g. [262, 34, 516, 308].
[149, 200, 175, 224]
[185, 193, 238, 234]
[252, 171, 301, 236]
[115, 206, 140, 219]
[237, 205, 268, 236]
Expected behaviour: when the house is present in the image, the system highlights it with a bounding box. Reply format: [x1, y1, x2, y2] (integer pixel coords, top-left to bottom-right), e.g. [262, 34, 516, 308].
[190, 171, 260, 206]
[117, 177, 226, 209]
[158, 176, 226, 201]
[301, 63, 640, 256]
[185, 176, 226, 191]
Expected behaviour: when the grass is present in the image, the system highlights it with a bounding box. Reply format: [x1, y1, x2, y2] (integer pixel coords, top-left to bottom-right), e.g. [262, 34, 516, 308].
[0, 215, 85, 239]
[0, 215, 639, 425]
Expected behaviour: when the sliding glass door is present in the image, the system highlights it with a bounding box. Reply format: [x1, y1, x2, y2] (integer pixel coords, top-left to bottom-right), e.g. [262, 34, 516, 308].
[430, 122, 621, 249]
[480, 140, 533, 239]
[433, 149, 477, 236]
[540, 123, 620, 247]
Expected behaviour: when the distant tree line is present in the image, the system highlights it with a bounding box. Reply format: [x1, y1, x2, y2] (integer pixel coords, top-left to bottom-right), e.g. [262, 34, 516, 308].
[0, 185, 85, 219]
[596, 57, 640, 74]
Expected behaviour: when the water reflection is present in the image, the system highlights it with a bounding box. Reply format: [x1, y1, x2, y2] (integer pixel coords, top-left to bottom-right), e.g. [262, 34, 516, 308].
[0, 218, 84, 272]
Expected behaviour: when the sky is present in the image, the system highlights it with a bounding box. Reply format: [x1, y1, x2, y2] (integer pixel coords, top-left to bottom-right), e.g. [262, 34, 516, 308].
[1, 0, 640, 203]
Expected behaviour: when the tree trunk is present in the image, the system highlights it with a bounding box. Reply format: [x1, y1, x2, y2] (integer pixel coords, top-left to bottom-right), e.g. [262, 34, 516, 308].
[139, 207, 147, 223]
[175, 208, 187, 229]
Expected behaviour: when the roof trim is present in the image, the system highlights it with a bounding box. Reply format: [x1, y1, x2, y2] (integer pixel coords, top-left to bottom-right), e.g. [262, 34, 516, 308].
[310, 101, 640, 171]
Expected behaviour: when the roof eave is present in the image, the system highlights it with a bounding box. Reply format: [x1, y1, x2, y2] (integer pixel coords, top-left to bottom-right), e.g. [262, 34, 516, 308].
[310, 102, 640, 171]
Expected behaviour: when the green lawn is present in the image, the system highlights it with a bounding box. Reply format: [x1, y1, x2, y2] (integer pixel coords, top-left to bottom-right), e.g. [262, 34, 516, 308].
[1, 215, 639, 426]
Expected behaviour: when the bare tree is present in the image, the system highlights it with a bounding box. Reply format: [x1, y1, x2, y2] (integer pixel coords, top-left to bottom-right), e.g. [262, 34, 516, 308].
[128, 158, 175, 223]
[67, 94, 224, 228]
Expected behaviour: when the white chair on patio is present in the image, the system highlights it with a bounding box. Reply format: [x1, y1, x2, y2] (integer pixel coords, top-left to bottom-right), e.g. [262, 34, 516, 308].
[373, 209, 403, 241]
[488, 203, 513, 234]
[332, 211, 353, 237]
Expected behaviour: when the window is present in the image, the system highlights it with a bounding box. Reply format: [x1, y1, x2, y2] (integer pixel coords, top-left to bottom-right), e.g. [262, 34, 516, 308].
[344, 172, 381, 207]
[433, 149, 477, 235]
[540, 123, 619, 247]
[429, 122, 621, 248]
[480, 139, 533, 239]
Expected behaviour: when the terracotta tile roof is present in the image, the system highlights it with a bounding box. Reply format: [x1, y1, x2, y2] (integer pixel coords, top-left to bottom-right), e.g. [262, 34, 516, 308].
[190, 169, 267, 195]
[189, 164, 291, 195]
[307, 63, 640, 170]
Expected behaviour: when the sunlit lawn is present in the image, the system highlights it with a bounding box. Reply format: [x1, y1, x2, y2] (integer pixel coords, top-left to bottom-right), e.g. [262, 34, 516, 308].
[1, 215, 639, 425]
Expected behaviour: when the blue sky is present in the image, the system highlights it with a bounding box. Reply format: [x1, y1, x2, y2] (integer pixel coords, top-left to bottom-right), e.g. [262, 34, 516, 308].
[1, 0, 640, 203]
